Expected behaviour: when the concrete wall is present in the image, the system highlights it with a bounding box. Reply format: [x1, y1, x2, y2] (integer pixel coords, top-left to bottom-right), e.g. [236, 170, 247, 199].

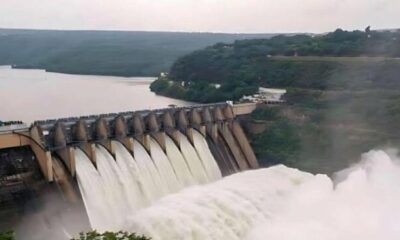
[0, 132, 30, 149]
[232, 103, 257, 115]
[0, 103, 260, 182]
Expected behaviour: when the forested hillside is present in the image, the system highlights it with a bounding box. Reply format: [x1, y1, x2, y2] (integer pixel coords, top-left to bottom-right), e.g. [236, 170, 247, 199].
[151, 29, 400, 102]
[0, 29, 275, 76]
[150, 28, 400, 173]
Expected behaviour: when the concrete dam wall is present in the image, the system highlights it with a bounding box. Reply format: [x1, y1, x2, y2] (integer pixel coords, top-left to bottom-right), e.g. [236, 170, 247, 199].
[0, 103, 259, 232]
[28, 103, 258, 180]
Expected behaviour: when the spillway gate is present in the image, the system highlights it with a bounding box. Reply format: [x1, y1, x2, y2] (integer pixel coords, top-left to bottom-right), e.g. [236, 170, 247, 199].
[0, 103, 259, 186]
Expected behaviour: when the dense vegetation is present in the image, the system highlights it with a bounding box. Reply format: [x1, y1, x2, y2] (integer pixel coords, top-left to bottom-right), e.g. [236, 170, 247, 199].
[150, 76, 258, 103]
[0, 230, 151, 240]
[0, 231, 13, 240]
[250, 87, 400, 174]
[0, 29, 275, 76]
[72, 231, 151, 240]
[151, 28, 400, 102]
[252, 118, 301, 165]
[151, 28, 400, 173]
[0, 121, 24, 127]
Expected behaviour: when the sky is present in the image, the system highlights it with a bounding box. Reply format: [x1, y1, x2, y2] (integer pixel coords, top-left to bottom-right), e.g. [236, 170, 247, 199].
[0, 0, 399, 33]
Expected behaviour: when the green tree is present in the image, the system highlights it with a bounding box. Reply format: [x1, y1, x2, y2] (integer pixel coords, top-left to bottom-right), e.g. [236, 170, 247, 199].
[251, 108, 279, 121]
[72, 231, 151, 240]
[0, 231, 14, 240]
[149, 78, 169, 93]
[252, 120, 300, 166]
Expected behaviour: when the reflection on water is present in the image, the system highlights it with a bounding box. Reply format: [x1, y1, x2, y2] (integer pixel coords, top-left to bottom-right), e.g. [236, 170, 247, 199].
[0, 66, 191, 123]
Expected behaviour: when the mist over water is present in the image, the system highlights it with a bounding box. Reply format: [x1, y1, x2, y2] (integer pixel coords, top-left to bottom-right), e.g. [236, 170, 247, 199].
[123, 149, 400, 240]
[74, 122, 400, 239]
[17, 130, 400, 239]
[247, 149, 400, 240]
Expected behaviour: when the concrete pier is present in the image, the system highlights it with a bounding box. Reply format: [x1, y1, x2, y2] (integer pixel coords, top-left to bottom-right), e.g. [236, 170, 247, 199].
[0, 103, 258, 182]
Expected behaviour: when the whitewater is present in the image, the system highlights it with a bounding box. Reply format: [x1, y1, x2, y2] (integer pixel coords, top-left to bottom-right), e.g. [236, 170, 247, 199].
[76, 133, 400, 240]
[127, 149, 400, 240]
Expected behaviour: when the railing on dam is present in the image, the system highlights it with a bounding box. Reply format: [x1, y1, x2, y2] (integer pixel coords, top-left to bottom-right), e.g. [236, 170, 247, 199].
[0, 102, 258, 183]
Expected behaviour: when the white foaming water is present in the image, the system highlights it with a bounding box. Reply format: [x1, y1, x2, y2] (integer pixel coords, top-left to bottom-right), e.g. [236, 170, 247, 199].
[112, 141, 148, 209]
[177, 131, 209, 184]
[149, 138, 183, 193]
[132, 140, 166, 201]
[77, 131, 400, 240]
[95, 146, 131, 229]
[75, 133, 223, 231]
[192, 130, 222, 181]
[75, 149, 116, 231]
[165, 135, 197, 186]
[126, 149, 400, 240]
[247, 149, 400, 240]
[126, 165, 310, 239]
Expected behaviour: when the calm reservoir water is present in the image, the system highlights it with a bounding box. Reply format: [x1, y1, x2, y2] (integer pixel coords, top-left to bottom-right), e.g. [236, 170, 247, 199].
[0, 66, 190, 123]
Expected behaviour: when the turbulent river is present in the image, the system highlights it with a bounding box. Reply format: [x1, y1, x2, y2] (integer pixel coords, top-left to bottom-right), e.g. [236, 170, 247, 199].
[76, 136, 400, 240]
[130, 149, 400, 240]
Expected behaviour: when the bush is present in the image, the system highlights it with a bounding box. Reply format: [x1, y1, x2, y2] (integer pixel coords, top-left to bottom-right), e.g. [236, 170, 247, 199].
[72, 231, 151, 240]
[251, 108, 280, 121]
[150, 77, 258, 103]
[252, 120, 300, 166]
[149, 78, 169, 93]
[0, 231, 14, 240]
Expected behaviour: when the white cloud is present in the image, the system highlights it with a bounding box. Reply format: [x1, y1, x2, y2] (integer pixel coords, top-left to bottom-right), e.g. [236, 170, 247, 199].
[0, 0, 399, 33]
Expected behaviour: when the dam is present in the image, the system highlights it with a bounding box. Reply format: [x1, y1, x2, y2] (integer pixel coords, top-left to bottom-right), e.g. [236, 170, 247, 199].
[0, 102, 259, 233]
[2, 102, 400, 240]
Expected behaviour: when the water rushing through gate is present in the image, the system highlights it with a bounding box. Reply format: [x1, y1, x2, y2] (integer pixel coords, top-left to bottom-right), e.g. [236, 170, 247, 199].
[76, 128, 400, 240]
[75, 130, 222, 231]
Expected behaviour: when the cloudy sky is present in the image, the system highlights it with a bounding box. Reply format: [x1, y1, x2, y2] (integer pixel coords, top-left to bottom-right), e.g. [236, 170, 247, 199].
[0, 0, 399, 33]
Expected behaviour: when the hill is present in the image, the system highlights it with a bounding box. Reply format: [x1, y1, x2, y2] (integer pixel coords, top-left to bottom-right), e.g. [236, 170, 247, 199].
[0, 29, 277, 76]
[151, 28, 400, 102]
[150, 28, 400, 174]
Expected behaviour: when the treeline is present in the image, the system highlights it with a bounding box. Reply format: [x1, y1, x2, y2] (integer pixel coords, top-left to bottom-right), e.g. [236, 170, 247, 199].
[0, 121, 24, 126]
[150, 28, 400, 102]
[150, 77, 258, 103]
[229, 28, 400, 57]
[0, 29, 275, 77]
[152, 57, 400, 102]
[0, 230, 151, 240]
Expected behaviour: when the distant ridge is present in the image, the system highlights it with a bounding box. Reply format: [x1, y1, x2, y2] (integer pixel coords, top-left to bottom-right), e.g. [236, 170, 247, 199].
[0, 28, 283, 76]
[0, 27, 301, 35]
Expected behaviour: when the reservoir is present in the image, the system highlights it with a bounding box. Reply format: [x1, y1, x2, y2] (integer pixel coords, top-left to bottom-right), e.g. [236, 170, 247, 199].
[0, 66, 190, 123]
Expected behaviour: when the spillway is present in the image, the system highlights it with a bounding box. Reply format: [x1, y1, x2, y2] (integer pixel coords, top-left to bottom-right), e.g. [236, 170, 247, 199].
[75, 149, 113, 231]
[148, 138, 182, 193]
[2, 103, 262, 239]
[77, 138, 400, 239]
[164, 135, 197, 186]
[75, 129, 224, 231]
[192, 130, 222, 181]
